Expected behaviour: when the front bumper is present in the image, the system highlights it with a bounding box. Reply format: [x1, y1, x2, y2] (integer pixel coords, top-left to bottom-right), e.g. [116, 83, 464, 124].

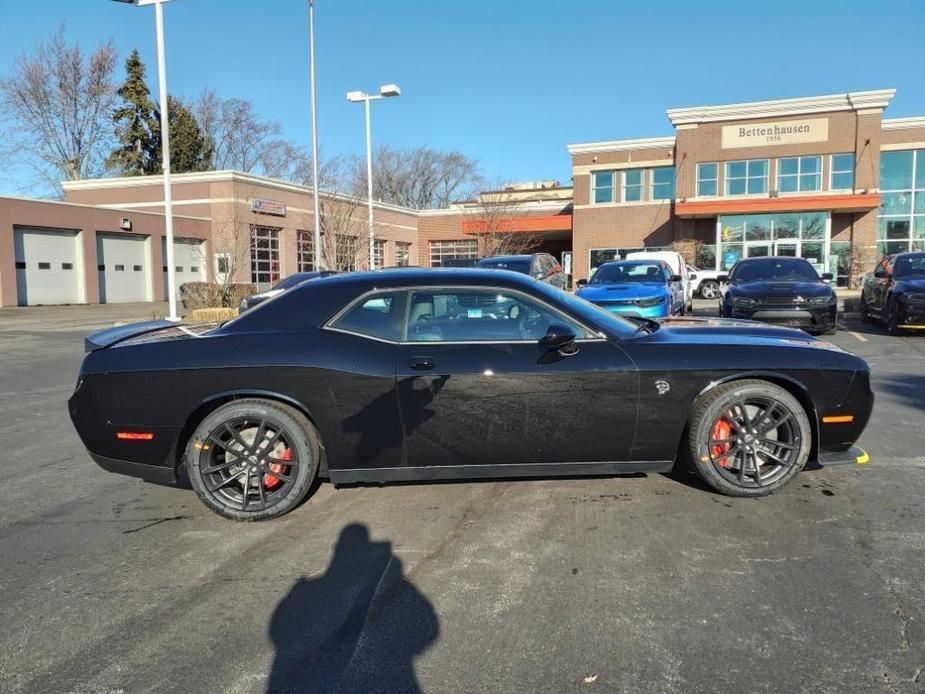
[89, 451, 178, 483]
[593, 301, 670, 319]
[810, 445, 870, 468]
[727, 302, 836, 333]
[896, 296, 925, 328]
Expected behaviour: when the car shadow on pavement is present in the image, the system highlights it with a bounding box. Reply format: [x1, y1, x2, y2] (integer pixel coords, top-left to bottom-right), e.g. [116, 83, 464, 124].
[874, 373, 925, 410]
[266, 523, 439, 694]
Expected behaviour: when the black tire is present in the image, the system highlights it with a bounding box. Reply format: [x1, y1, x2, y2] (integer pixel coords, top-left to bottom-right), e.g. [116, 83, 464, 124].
[185, 399, 320, 521]
[699, 281, 720, 300]
[886, 296, 904, 336]
[859, 293, 874, 324]
[687, 380, 811, 497]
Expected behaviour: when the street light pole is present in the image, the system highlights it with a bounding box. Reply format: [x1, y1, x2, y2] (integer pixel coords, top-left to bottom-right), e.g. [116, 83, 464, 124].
[364, 96, 374, 269]
[346, 85, 400, 270]
[308, 0, 323, 271]
[113, 0, 179, 321]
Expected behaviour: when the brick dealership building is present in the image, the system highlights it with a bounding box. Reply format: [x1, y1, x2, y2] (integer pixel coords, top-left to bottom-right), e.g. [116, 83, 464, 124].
[2, 89, 924, 306]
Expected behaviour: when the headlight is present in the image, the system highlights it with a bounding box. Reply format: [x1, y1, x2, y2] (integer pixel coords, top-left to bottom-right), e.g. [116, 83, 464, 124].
[635, 296, 666, 307]
[733, 296, 757, 307]
[808, 295, 835, 304]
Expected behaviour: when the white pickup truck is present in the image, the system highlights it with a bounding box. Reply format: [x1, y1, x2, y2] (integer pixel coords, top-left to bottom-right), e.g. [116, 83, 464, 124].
[687, 265, 724, 299]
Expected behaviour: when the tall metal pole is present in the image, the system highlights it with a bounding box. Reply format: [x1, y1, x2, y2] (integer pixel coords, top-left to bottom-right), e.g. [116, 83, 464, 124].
[154, 0, 178, 320]
[308, 0, 323, 270]
[365, 96, 375, 269]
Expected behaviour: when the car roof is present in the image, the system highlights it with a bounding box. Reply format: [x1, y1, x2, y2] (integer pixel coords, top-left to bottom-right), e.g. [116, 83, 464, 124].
[600, 259, 667, 266]
[735, 255, 812, 263]
[479, 254, 536, 261]
[297, 267, 538, 289]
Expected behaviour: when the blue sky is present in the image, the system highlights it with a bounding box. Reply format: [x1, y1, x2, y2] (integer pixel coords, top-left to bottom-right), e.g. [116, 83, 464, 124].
[1, 0, 924, 197]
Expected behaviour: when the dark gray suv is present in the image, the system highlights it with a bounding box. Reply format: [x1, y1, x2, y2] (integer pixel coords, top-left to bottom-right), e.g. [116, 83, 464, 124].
[477, 253, 568, 289]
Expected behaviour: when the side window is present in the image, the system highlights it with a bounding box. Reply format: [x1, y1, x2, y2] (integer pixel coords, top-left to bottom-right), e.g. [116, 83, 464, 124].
[330, 290, 405, 342]
[405, 289, 587, 343]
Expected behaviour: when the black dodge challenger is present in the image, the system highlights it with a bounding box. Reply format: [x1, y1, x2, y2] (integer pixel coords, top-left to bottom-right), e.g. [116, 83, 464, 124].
[69, 269, 873, 520]
[719, 257, 838, 335]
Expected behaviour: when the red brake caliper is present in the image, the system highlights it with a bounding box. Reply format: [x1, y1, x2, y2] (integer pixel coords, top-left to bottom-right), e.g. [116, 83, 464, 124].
[263, 448, 291, 490]
[711, 418, 734, 467]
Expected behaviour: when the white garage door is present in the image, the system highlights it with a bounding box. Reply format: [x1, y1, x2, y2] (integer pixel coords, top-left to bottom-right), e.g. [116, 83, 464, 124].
[14, 228, 82, 306]
[163, 238, 207, 299]
[97, 233, 151, 303]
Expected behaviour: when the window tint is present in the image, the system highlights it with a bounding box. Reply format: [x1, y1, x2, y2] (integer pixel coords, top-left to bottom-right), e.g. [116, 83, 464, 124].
[331, 290, 405, 342]
[731, 259, 820, 283]
[405, 289, 586, 343]
[478, 258, 531, 273]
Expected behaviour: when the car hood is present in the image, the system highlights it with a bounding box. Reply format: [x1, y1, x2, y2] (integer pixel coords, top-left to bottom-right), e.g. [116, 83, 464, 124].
[728, 280, 832, 298]
[895, 277, 925, 293]
[646, 316, 848, 348]
[578, 282, 669, 301]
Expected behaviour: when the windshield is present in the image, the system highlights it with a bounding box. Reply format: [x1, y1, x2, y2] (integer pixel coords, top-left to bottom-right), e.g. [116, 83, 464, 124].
[591, 262, 667, 285]
[894, 254, 925, 278]
[530, 280, 641, 338]
[478, 258, 531, 274]
[731, 258, 819, 283]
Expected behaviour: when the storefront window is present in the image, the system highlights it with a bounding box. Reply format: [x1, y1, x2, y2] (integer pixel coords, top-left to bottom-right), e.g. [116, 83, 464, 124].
[878, 149, 925, 254]
[716, 212, 831, 272]
[622, 169, 643, 202]
[651, 167, 675, 200]
[830, 154, 855, 190]
[697, 163, 718, 197]
[725, 159, 768, 195]
[777, 156, 821, 193]
[592, 171, 615, 204]
[430, 239, 477, 267]
[830, 241, 852, 287]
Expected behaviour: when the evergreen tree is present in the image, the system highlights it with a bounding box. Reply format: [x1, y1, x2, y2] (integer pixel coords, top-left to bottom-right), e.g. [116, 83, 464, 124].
[147, 96, 214, 174]
[106, 49, 158, 175]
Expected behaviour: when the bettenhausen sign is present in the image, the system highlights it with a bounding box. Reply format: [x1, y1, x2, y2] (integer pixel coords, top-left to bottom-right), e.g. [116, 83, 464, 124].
[252, 198, 287, 216]
[721, 118, 829, 149]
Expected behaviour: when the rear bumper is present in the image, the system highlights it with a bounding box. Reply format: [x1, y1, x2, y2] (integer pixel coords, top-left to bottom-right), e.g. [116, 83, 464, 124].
[89, 451, 177, 483]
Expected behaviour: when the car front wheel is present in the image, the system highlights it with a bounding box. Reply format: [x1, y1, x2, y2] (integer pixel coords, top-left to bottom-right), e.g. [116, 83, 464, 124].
[886, 296, 904, 336]
[687, 380, 811, 497]
[186, 398, 320, 521]
[699, 281, 720, 299]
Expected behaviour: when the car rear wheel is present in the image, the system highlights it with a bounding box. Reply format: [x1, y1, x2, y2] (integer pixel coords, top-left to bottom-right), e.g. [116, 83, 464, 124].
[699, 281, 720, 299]
[687, 380, 811, 497]
[186, 399, 320, 521]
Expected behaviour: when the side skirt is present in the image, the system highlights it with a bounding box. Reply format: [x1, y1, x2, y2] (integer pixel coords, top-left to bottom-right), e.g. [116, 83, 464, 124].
[328, 460, 674, 484]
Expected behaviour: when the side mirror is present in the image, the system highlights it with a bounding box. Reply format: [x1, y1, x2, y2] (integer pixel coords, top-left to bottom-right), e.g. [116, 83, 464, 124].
[874, 269, 890, 279]
[539, 323, 577, 353]
[689, 273, 698, 280]
[670, 274, 683, 283]
[717, 274, 729, 283]
[576, 278, 588, 288]
[821, 272, 834, 281]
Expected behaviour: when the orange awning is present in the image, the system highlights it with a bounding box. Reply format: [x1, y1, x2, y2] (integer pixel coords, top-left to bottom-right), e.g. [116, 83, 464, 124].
[462, 213, 573, 234]
[675, 193, 881, 218]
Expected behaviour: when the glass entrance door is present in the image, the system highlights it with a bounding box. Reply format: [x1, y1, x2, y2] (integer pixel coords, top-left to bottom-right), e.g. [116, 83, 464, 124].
[745, 242, 771, 258]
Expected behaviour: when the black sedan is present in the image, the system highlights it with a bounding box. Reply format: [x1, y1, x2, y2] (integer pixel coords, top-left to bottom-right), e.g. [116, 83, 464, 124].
[69, 269, 872, 520]
[239, 270, 337, 311]
[860, 251, 925, 334]
[719, 257, 837, 335]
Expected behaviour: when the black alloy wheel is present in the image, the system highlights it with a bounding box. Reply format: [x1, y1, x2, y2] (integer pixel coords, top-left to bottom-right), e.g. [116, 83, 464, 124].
[186, 399, 320, 520]
[700, 281, 720, 300]
[687, 380, 811, 497]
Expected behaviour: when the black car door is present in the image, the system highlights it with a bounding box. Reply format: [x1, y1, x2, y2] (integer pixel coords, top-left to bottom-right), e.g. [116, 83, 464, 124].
[395, 286, 638, 468]
[871, 256, 894, 314]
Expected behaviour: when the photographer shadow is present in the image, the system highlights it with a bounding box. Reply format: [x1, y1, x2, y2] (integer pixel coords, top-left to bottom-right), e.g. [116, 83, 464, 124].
[267, 523, 438, 694]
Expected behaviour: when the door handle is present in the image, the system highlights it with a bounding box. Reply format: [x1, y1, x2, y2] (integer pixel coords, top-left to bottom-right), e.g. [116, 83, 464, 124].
[408, 355, 437, 371]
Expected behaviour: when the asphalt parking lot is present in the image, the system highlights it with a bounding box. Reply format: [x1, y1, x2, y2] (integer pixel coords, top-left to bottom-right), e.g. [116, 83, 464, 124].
[1, 301, 923, 694]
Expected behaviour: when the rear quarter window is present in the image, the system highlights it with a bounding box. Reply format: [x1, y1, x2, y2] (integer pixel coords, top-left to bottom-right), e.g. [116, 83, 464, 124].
[329, 291, 406, 342]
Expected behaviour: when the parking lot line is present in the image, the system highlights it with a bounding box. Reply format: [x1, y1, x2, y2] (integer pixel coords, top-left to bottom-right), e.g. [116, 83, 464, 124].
[850, 331, 869, 342]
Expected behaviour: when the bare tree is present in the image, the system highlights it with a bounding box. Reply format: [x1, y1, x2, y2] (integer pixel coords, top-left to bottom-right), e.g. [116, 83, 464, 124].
[464, 188, 541, 257]
[193, 90, 312, 181]
[349, 144, 482, 210]
[0, 27, 118, 196]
